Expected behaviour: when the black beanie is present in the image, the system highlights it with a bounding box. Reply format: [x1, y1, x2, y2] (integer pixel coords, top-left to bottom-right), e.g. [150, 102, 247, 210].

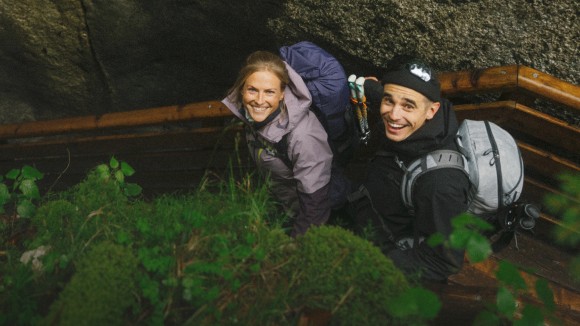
[381, 63, 441, 102]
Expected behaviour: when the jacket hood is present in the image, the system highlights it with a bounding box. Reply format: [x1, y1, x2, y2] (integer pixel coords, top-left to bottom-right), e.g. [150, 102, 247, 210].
[384, 98, 459, 161]
[221, 62, 312, 143]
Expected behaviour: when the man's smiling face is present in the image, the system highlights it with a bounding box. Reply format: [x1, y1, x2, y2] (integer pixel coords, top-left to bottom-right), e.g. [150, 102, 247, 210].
[380, 84, 440, 142]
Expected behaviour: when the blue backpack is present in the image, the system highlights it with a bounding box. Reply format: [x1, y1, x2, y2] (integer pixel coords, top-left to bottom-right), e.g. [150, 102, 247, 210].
[278, 41, 359, 167]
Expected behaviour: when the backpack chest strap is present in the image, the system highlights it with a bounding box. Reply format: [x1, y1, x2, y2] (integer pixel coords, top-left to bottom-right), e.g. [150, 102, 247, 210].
[401, 149, 469, 210]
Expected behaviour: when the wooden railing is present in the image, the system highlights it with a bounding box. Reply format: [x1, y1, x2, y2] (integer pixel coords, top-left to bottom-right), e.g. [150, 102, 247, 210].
[439, 65, 580, 110]
[0, 100, 231, 140]
[1, 65, 577, 139]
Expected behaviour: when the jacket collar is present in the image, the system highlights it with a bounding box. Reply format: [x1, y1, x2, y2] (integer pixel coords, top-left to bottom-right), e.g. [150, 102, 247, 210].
[383, 98, 459, 162]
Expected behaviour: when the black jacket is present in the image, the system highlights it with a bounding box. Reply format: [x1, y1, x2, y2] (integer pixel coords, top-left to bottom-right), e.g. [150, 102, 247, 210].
[361, 80, 470, 281]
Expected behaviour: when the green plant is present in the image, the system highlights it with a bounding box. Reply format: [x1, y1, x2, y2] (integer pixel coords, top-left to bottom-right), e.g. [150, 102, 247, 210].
[2, 160, 433, 325]
[429, 213, 556, 325]
[0, 165, 43, 218]
[545, 172, 580, 282]
[94, 156, 142, 197]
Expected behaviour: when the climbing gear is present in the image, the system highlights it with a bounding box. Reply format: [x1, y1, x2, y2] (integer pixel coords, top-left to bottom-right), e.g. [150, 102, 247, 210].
[348, 74, 371, 145]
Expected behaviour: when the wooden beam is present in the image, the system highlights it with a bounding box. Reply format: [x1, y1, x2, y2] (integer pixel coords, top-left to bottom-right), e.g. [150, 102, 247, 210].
[440, 65, 580, 111]
[439, 66, 519, 96]
[510, 103, 580, 154]
[0, 100, 233, 140]
[454, 100, 516, 123]
[518, 141, 580, 184]
[454, 101, 580, 154]
[517, 66, 580, 112]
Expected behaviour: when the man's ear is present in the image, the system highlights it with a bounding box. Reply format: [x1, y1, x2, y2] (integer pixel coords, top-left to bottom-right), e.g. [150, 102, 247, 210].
[426, 101, 441, 120]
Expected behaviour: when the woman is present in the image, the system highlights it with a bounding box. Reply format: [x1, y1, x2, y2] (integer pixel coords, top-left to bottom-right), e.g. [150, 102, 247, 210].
[221, 51, 333, 237]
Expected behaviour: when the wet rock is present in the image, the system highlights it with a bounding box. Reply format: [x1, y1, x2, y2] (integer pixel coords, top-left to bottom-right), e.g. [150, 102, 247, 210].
[0, 0, 576, 123]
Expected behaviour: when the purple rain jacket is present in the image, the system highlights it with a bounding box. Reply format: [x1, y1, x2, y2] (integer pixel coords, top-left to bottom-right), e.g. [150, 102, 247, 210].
[222, 63, 333, 236]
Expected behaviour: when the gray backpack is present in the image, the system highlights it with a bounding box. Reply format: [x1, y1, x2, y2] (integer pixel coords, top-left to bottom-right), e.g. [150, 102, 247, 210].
[402, 119, 525, 219]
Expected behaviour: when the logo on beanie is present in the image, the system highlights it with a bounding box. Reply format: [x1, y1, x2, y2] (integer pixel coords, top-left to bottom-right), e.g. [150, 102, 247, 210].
[409, 64, 431, 82]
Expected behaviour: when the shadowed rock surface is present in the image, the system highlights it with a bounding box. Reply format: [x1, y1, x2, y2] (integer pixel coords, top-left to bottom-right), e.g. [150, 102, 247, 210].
[0, 0, 577, 123]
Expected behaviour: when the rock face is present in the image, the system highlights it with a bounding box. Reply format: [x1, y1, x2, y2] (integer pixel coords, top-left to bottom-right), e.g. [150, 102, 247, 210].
[0, 0, 577, 123]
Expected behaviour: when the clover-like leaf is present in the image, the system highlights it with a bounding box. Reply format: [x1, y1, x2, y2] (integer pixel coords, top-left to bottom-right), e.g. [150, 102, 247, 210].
[121, 161, 135, 177]
[21, 165, 43, 180]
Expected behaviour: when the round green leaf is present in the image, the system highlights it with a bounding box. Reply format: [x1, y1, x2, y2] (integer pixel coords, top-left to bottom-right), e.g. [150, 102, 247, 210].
[449, 230, 471, 249]
[124, 183, 142, 197]
[5, 168, 20, 180]
[387, 286, 441, 319]
[120, 161, 135, 177]
[496, 286, 516, 317]
[109, 156, 119, 169]
[534, 279, 555, 312]
[21, 165, 43, 180]
[514, 305, 544, 326]
[465, 233, 492, 263]
[114, 170, 125, 183]
[16, 199, 36, 218]
[95, 164, 110, 179]
[19, 179, 40, 199]
[497, 261, 527, 291]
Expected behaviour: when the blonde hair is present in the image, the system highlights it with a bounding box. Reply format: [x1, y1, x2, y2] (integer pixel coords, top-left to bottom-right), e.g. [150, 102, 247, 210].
[227, 51, 289, 105]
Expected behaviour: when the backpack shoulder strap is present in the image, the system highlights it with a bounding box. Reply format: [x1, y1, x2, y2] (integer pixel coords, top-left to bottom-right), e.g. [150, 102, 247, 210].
[247, 126, 292, 169]
[401, 149, 469, 209]
[273, 133, 292, 168]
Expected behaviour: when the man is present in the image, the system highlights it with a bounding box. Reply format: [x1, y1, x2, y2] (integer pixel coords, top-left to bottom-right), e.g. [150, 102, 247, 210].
[351, 60, 470, 282]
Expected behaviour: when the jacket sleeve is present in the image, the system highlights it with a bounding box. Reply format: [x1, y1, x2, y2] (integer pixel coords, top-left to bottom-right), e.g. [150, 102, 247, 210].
[291, 182, 331, 237]
[287, 115, 333, 237]
[289, 115, 333, 194]
[363, 79, 384, 112]
[387, 168, 470, 281]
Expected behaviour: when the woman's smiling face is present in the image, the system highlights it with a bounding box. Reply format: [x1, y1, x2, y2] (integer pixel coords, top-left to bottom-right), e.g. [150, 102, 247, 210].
[242, 70, 285, 123]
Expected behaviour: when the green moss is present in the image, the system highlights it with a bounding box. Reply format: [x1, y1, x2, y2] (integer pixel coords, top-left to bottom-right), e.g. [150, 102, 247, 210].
[43, 241, 138, 326]
[288, 225, 410, 325]
[29, 199, 79, 248]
